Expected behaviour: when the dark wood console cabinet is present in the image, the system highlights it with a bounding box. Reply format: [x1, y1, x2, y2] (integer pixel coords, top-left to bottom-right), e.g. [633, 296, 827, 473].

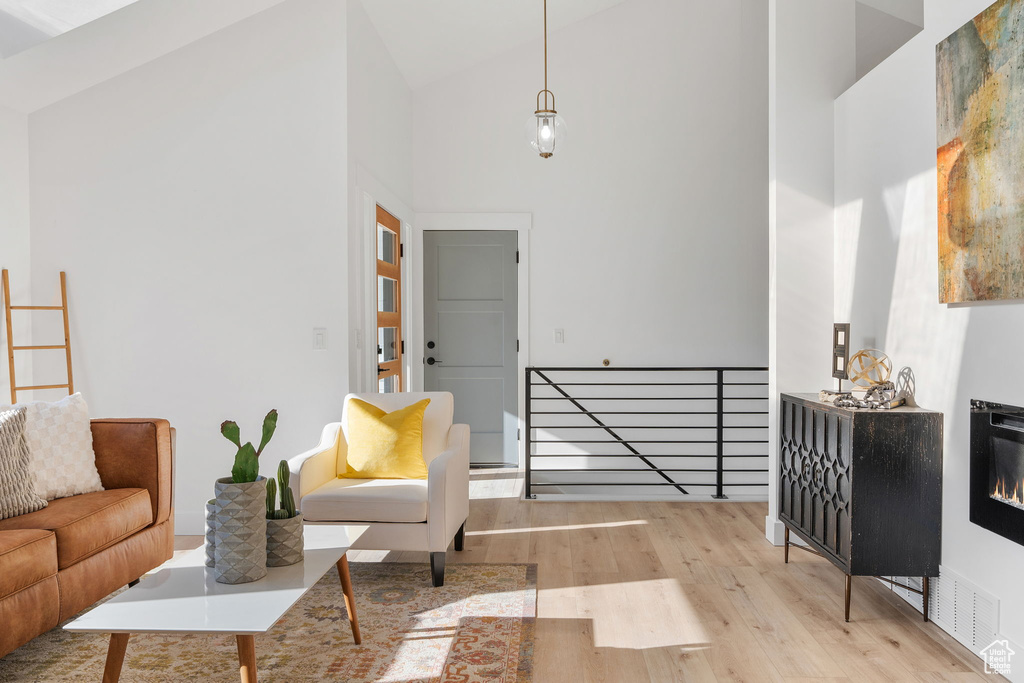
[778, 393, 942, 621]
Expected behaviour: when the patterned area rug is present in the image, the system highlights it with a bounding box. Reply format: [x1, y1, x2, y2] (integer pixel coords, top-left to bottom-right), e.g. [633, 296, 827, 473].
[0, 562, 535, 682]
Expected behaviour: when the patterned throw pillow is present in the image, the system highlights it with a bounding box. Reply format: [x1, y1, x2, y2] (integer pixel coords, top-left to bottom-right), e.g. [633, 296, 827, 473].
[3, 394, 105, 500]
[0, 407, 48, 519]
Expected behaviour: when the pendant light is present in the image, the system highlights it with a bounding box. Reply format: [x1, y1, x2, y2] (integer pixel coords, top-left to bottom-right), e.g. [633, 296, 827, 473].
[525, 0, 566, 158]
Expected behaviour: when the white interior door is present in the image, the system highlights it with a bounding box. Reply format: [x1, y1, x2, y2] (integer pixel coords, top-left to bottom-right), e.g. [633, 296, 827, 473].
[423, 230, 518, 466]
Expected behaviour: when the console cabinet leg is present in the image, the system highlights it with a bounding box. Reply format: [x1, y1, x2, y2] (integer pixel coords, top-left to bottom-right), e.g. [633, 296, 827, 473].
[784, 526, 790, 564]
[923, 576, 930, 623]
[845, 575, 852, 623]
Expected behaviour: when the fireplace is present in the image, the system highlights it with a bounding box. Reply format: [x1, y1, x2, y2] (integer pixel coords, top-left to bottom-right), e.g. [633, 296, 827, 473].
[971, 400, 1024, 546]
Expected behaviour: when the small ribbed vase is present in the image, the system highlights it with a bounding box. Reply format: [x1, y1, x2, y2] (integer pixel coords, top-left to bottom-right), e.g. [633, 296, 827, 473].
[266, 513, 304, 567]
[213, 476, 268, 584]
[204, 498, 220, 568]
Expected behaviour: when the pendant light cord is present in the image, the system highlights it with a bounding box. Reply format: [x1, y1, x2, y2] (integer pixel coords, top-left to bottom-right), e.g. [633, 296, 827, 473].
[543, 0, 549, 109]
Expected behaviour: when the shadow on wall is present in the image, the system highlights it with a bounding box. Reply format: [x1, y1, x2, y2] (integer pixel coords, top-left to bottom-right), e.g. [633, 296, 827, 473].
[840, 168, 971, 419]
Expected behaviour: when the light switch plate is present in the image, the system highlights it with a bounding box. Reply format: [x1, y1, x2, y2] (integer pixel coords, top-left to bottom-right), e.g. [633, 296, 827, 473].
[313, 327, 328, 350]
[554, 328, 565, 344]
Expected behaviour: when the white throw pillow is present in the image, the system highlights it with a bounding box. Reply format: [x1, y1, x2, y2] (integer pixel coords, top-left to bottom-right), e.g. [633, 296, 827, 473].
[2, 394, 105, 500]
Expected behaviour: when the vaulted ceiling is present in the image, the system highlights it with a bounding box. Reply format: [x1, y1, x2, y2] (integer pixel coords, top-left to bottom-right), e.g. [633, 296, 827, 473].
[0, 0, 139, 57]
[360, 0, 631, 90]
[0, 0, 291, 113]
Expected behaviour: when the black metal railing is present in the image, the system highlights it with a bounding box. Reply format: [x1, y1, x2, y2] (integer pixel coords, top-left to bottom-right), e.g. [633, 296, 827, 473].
[525, 366, 770, 499]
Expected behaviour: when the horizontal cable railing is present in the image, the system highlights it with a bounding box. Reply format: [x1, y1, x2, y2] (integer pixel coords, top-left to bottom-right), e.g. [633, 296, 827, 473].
[525, 366, 770, 499]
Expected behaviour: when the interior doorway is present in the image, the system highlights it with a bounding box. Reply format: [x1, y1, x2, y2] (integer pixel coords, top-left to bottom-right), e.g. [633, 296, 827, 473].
[423, 230, 518, 466]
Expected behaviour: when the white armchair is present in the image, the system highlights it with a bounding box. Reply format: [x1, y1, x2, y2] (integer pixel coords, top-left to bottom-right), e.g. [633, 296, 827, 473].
[288, 392, 470, 586]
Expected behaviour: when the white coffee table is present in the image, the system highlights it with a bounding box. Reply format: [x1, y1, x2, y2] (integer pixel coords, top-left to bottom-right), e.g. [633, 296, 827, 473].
[65, 524, 367, 683]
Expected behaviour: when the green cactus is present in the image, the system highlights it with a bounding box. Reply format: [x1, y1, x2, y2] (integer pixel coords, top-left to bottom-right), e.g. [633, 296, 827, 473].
[230, 443, 259, 484]
[266, 459, 298, 519]
[220, 420, 241, 447]
[265, 477, 277, 518]
[257, 410, 279, 457]
[277, 460, 290, 494]
[282, 487, 296, 518]
[221, 410, 278, 484]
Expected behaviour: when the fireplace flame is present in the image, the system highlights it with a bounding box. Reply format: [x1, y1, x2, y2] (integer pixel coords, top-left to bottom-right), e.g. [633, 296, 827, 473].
[992, 475, 1024, 509]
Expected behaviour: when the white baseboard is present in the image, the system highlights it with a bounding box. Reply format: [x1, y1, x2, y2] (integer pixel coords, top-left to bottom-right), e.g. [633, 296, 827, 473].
[765, 516, 786, 545]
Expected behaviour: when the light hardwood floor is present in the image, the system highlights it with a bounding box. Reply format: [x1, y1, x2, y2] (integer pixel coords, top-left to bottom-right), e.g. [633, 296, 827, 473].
[179, 469, 999, 682]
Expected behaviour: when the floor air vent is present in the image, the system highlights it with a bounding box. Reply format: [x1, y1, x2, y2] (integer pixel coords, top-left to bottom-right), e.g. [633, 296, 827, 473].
[879, 568, 1024, 681]
[928, 568, 998, 652]
[877, 568, 997, 651]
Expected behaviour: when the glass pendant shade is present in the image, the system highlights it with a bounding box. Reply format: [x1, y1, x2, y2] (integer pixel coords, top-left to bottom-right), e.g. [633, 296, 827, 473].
[527, 0, 566, 158]
[526, 111, 567, 158]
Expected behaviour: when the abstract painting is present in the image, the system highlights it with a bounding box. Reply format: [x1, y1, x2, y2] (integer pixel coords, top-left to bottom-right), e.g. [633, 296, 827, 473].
[937, 0, 1024, 303]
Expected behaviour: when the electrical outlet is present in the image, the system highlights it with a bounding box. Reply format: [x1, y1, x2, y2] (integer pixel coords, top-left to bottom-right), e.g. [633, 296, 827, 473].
[554, 328, 565, 344]
[313, 327, 328, 350]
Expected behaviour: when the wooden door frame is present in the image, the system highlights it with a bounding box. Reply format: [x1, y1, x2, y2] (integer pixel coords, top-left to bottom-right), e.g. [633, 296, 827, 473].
[374, 205, 403, 391]
[359, 168, 414, 394]
[411, 213, 531, 468]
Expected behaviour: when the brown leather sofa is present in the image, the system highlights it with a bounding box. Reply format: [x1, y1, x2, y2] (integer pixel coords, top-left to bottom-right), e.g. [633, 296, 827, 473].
[0, 419, 174, 658]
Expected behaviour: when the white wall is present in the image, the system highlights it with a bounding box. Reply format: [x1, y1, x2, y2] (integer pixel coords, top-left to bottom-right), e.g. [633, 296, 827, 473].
[766, 0, 856, 541]
[413, 0, 769, 369]
[0, 104, 31, 402]
[835, 0, 1024, 650]
[27, 0, 349, 534]
[346, 0, 413, 392]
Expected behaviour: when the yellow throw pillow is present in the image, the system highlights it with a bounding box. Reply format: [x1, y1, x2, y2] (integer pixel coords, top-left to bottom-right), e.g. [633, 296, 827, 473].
[340, 398, 431, 479]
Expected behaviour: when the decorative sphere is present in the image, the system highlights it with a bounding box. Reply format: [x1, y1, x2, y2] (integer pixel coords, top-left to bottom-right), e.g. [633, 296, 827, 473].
[848, 349, 892, 387]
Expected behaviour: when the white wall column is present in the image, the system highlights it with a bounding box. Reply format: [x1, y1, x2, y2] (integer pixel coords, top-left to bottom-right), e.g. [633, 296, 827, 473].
[766, 0, 856, 543]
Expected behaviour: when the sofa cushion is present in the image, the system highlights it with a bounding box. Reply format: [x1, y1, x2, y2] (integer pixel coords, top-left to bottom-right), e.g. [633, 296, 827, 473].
[0, 489, 152, 569]
[0, 529, 57, 597]
[301, 478, 428, 523]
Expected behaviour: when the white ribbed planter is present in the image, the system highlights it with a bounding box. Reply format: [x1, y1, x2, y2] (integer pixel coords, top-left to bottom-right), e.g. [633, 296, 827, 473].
[213, 476, 267, 584]
[266, 513, 304, 567]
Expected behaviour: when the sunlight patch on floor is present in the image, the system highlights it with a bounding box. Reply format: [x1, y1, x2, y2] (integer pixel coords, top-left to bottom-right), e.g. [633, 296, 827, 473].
[541, 578, 709, 650]
[467, 519, 648, 536]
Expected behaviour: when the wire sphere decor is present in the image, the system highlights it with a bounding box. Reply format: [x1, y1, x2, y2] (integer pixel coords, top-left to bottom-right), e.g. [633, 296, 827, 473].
[848, 349, 892, 387]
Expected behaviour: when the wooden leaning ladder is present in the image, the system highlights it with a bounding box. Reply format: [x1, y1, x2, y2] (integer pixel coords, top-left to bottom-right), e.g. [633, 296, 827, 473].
[1, 269, 74, 403]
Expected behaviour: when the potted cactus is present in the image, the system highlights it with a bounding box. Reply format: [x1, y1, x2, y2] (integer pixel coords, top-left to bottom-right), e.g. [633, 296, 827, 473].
[211, 409, 278, 584]
[265, 459, 304, 567]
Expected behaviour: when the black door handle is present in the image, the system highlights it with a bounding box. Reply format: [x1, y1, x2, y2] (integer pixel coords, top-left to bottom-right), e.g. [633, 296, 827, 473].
[427, 357, 443, 365]
[377, 366, 386, 375]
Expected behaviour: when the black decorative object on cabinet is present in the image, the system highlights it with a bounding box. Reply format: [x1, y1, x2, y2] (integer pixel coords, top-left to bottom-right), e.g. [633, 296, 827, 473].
[778, 393, 942, 622]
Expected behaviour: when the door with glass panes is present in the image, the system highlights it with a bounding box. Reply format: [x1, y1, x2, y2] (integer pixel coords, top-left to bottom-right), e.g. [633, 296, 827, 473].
[376, 206, 402, 392]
